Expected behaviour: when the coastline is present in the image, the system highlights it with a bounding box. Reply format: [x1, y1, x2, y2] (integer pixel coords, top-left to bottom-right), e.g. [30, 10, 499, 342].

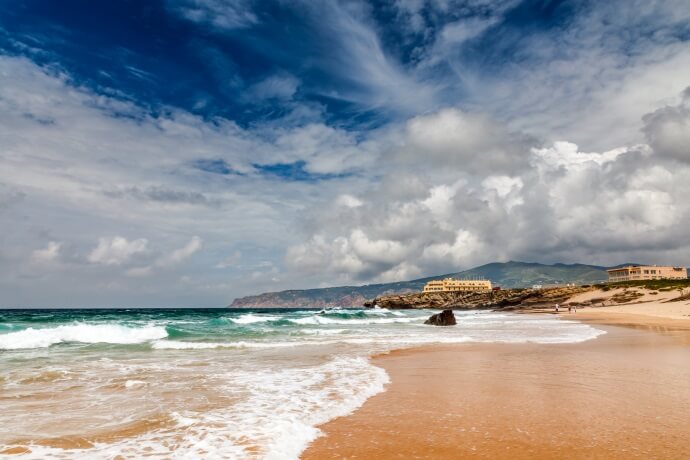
[302, 313, 690, 459]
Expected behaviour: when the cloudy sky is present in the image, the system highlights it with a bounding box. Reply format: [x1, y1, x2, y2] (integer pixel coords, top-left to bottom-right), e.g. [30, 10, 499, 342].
[1, 0, 689, 307]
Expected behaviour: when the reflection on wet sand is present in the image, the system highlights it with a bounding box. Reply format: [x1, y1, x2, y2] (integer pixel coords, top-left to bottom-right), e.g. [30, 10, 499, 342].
[304, 324, 690, 459]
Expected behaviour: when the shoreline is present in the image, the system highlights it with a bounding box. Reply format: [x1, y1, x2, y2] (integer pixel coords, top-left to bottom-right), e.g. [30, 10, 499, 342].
[302, 313, 690, 459]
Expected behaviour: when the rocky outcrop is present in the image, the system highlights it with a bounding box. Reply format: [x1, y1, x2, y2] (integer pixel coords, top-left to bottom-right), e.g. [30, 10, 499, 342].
[364, 286, 594, 310]
[425, 309, 456, 326]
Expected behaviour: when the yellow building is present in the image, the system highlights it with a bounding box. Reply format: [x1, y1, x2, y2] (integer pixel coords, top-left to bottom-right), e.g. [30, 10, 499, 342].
[423, 278, 492, 293]
[606, 265, 687, 282]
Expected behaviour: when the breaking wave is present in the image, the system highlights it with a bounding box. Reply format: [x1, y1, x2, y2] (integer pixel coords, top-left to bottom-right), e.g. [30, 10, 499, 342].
[0, 324, 168, 350]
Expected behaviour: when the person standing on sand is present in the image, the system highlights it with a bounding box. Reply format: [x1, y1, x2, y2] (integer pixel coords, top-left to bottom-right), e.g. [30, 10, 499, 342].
[568, 305, 572, 313]
[555, 304, 560, 313]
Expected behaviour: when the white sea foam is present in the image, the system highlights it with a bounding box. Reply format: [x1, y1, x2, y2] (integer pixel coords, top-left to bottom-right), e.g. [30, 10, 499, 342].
[0, 324, 168, 350]
[151, 335, 477, 350]
[152, 340, 309, 350]
[289, 315, 420, 325]
[124, 379, 147, 389]
[116, 357, 389, 460]
[1, 357, 390, 460]
[298, 328, 349, 335]
[230, 313, 282, 324]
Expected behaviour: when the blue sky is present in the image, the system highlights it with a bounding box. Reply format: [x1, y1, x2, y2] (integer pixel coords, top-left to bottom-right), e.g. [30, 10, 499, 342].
[1, 0, 690, 306]
[2, 1, 603, 129]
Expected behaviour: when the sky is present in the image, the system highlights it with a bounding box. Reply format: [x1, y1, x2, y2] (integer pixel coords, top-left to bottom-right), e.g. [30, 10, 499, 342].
[1, 0, 690, 307]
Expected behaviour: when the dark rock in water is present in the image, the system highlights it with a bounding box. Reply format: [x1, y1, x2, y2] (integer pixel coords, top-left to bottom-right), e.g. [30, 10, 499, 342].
[424, 309, 456, 326]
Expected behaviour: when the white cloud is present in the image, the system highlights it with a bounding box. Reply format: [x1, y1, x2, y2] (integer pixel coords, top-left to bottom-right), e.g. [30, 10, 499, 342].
[462, 1, 690, 151]
[166, 0, 258, 29]
[481, 176, 524, 210]
[248, 74, 300, 100]
[30, 241, 62, 264]
[642, 88, 690, 163]
[125, 236, 203, 277]
[216, 250, 242, 269]
[396, 108, 533, 174]
[531, 142, 633, 170]
[88, 237, 148, 266]
[157, 236, 203, 267]
[285, 90, 690, 284]
[269, 123, 374, 174]
[335, 194, 363, 208]
[303, 1, 441, 115]
[0, 55, 371, 305]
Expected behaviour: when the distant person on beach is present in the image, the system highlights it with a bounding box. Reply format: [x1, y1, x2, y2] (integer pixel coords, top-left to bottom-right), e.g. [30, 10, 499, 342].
[568, 305, 572, 313]
[555, 304, 560, 312]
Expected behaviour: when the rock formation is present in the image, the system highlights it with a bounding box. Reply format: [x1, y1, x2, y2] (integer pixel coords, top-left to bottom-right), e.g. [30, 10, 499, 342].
[424, 309, 456, 326]
[364, 286, 594, 310]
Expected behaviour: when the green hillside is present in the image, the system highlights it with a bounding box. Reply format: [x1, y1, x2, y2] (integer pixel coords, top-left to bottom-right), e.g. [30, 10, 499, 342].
[457, 261, 611, 288]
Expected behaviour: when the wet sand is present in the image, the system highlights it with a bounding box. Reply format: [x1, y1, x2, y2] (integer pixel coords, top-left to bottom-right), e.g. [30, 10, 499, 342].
[302, 321, 690, 459]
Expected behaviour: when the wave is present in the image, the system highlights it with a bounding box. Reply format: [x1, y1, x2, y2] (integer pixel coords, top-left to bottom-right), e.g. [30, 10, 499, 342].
[230, 313, 283, 325]
[289, 315, 420, 326]
[249, 356, 389, 459]
[2, 357, 389, 460]
[151, 340, 310, 350]
[297, 328, 350, 335]
[151, 334, 476, 350]
[0, 324, 168, 350]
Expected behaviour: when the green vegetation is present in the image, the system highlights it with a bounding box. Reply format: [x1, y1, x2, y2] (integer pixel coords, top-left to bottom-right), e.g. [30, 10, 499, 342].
[605, 279, 690, 290]
[457, 261, 610, 288]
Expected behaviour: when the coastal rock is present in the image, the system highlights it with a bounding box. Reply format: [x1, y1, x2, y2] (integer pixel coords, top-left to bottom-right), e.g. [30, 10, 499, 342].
[366, 286, 595, 310]
[425, 309, 457, 326]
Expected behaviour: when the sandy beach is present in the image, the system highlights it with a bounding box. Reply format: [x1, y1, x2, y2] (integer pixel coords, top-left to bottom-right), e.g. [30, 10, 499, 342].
[303, 310, 690, 459]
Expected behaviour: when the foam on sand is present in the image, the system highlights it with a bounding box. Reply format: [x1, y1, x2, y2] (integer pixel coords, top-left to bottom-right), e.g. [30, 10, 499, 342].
[1, 357, 390, 460]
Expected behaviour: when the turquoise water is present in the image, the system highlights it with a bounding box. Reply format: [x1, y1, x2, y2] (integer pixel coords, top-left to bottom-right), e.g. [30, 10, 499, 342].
[0, 307, 604, 459]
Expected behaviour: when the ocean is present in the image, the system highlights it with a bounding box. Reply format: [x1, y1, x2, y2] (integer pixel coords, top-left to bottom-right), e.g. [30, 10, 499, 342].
[0, 307, 604, 459]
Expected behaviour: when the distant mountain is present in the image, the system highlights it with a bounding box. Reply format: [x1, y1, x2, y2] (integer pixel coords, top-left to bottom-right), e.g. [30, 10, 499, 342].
[229, 261, 614, 308]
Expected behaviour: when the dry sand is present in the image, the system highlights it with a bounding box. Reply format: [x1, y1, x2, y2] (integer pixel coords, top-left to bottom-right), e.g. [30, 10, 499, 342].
[302, 318, 690, 459]
[567, 286, 690, 306]
[538, 286, 690, 339]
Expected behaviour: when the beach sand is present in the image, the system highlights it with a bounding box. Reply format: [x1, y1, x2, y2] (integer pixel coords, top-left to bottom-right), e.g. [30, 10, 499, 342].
[302, 318, 690, 459]
[531, 295, 690, 341]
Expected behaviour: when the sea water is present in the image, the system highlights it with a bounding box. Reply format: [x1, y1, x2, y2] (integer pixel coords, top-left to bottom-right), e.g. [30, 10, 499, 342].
[0, 308, 604, 459]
